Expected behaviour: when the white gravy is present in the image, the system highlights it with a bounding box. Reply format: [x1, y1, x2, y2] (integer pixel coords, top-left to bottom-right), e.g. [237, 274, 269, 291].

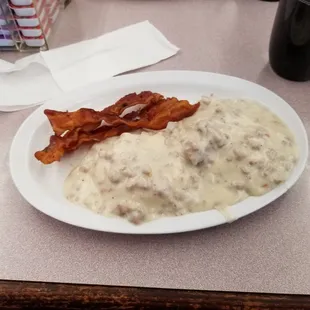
[64, 96, 298, 224]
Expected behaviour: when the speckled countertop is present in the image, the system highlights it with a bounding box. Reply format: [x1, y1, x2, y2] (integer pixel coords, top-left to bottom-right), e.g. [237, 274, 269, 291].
[1, 0, 310, 294]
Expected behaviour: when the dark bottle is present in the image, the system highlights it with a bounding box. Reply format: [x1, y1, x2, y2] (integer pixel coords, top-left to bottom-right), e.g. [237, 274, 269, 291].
[269, 0, 310, 81]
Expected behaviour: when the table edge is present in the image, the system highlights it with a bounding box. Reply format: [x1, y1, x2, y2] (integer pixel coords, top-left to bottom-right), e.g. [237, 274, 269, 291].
[0, 280, 310, 309]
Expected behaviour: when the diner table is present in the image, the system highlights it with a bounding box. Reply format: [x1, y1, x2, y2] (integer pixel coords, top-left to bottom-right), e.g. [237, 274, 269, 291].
[0, 0, 310, 309]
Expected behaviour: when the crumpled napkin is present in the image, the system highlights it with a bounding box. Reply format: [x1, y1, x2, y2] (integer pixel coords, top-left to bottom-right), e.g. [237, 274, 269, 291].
[0, 21, 179, 112]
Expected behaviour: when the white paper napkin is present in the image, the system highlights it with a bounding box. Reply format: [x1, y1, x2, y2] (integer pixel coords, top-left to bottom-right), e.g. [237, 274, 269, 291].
[0, 60, 62, 112]
[0, 20, 179, 111]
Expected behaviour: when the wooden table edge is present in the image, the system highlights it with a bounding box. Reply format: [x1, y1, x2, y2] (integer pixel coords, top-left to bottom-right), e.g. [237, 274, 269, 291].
[0, 280, 310, 309]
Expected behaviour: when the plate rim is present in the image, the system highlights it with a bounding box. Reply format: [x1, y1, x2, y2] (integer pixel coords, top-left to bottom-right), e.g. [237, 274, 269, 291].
[9, 70, 309, 234]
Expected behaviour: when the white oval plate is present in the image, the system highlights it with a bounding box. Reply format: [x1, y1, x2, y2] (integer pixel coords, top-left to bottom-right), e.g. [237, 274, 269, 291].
[10, 71, 308, 234]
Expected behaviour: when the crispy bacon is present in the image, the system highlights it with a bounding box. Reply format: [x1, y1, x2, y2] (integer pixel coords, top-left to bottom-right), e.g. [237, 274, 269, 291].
[44, 91, 164, 136]
[35, 92, 200, 164]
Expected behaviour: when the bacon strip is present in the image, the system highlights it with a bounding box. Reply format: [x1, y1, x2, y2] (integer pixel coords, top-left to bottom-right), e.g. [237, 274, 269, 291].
[35, 92, 200, 164]
[44, 91, 164, 136]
